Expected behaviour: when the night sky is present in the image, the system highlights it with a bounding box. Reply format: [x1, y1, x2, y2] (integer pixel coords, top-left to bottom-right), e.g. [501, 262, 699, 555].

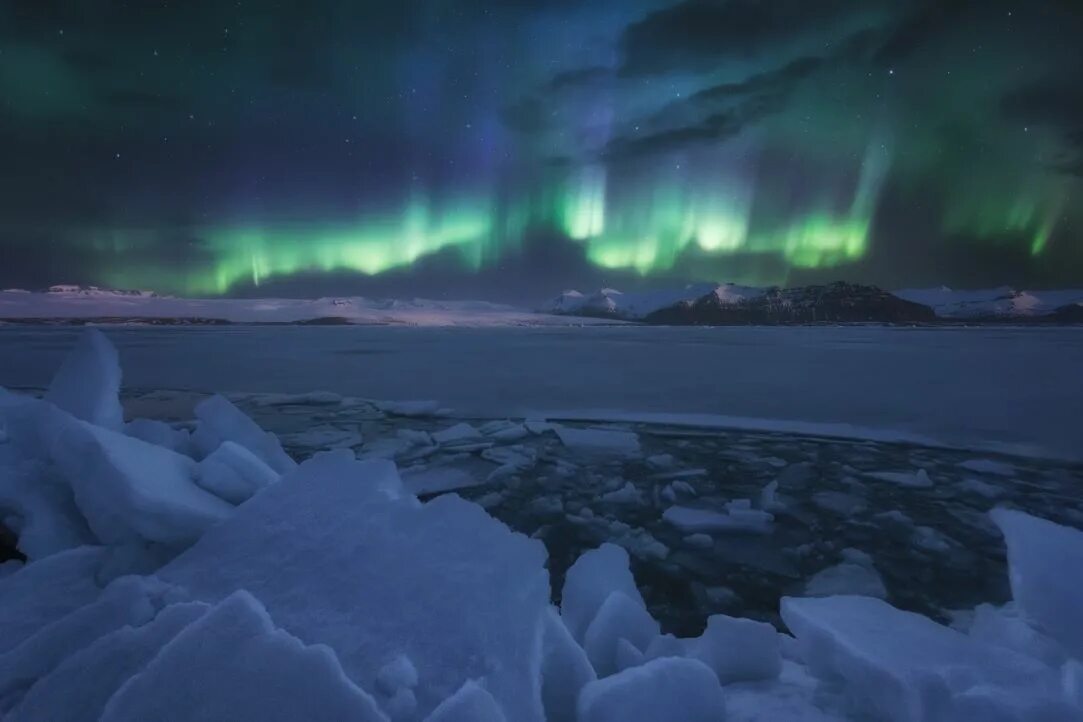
[2, 0, 1082, 300]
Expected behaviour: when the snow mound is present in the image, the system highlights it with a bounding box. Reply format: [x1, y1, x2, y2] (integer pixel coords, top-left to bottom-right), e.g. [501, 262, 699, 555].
[44, 328, 123, 430]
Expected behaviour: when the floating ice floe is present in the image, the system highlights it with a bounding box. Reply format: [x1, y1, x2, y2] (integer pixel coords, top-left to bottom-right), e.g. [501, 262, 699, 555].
[663, 500, 774, 535]
[866, 468, 934, 488]
[1, 328, 1082, 722]
[555, 426, 641, 459]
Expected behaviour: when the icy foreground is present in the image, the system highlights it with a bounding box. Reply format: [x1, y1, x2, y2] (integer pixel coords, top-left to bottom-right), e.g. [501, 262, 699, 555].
[0, 332, 1081, 721]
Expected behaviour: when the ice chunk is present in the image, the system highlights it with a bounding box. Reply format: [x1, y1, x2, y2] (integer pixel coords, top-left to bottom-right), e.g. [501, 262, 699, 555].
[0, 576, 167, 707]
[684, 533, 714, 549]
[781, 595, 1066, 722]
[968, 603, 1066, 668]
[524, 420, 557, 435]
[98, 591, 388, 722]
[0, 454, 95, 559]
[195, 440, 279, 504]
[555, 426, 641, 458]
[375, 399, 444, 418]
[191, 394, 296, 473]
[582, 591, 661, 677]
[423, 681, 507, 722]
[431, 422, 482, 446]
[959, 458, 1016, 476]
[759, 480, 785, 512]
[577, 657, 725, 722]
[991, 508, 1083, 660]
[124, 419, 192, 455]
[600, 481, 645, 505]
[158, 453, 550, 721]
[663, 505, 773, 535]
[0, 546, 108, 655]
[956, 477, 1003, 498]
[44, 329, 123, 430]
[646, 453, 675, 469]
[866, 469, 933, 488]
[10, 601, 210, 722]
[804, 562, 887, 599]
[280, 425, 363, 450]
[539, 608, 596, 722]
[52, 421, 233, 547]
[375, 654, 419, 695]
[686, 613, 781, 684]
[561, 543, 645, 642]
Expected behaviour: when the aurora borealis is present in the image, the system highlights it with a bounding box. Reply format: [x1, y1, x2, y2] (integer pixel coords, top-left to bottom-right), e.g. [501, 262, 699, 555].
[1, 1, 1081, 299]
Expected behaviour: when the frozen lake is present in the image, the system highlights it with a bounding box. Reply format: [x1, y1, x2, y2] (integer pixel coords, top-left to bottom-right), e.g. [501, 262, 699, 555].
[1, 324, 1081, 460]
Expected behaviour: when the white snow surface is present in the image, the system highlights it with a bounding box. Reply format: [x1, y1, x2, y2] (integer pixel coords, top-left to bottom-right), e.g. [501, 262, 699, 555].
[1, 329, 1082, 721]
[894, 286, 1083, 318]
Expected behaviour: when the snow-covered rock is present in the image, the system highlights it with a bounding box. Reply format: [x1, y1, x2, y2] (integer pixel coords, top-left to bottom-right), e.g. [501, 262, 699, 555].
[191, 394, 296, 474]
[44, 329, 124, 431]
[577, 656, 726, 722]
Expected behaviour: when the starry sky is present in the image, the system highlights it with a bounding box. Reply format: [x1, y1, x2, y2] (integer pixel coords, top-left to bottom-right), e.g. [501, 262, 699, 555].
[2, 0, 1082, 300]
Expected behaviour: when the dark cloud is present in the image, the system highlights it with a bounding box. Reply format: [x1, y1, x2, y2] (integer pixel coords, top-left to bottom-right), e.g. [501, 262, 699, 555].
[1002, 72, 1083, 175]
[604, 100, 777, 160]
[690, 56, 823, 102]
[603, 56, 823, 160]
[871, 0, 972, 66]
[618, 0, 868, 75]
[546, 66, 614, 92]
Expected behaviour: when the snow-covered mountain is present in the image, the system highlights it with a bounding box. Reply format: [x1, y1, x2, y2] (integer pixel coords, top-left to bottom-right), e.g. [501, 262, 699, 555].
[894, 286, 1083, 319]
[0, 287, 616, 327]
[544, 283, 742, 319]
[549, 282, 1083, 324]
